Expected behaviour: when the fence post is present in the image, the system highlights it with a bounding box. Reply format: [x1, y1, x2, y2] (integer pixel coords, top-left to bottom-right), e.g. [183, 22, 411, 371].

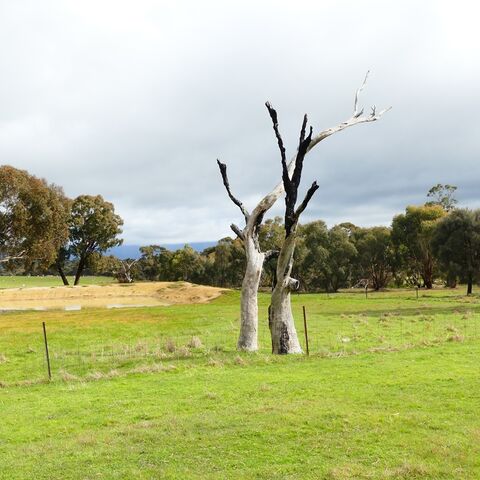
[365, 285, 368, 299]
[302, 306, 310, 356]
[415, 286, 419, 299]
[42, 322, 52, 381]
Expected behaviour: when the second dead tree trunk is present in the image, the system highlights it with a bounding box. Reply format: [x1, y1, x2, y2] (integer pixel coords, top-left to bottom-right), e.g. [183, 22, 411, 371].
[217, 72, 390, 351]
[266, 105, 319, 354]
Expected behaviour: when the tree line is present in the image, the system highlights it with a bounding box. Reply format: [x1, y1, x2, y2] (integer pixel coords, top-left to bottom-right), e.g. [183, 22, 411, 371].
[122, 183, 479, 297]
[1, 169, 476, 298]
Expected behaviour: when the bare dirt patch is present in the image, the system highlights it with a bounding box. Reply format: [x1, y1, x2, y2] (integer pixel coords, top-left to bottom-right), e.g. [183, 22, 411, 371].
[0, 282, 225, 310]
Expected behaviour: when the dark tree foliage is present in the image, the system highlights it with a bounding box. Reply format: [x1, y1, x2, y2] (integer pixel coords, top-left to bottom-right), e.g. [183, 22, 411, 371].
[171, 245, 205, 283]
[431, 209, 480, 295]
[258, 217, 283, 288]
[297, 221, 357, 292]
[211, 237, 245, 287]
[138, 246, 174, 281]
[352, 226, 394, 290]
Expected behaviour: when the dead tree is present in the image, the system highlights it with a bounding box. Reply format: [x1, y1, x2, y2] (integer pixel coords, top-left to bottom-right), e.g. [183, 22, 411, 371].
[115, 259, 138, 283]
[267, 105, 318, 353]
[217, 72, 390, 351]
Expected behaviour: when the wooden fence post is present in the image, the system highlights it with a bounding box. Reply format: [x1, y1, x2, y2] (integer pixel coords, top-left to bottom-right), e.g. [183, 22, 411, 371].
[42, 322, 52, 381]
[302, 306, 310, 356]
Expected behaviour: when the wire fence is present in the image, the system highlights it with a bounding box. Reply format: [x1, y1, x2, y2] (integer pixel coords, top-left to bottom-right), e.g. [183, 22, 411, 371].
[0, 291, 480, 386]
[2, 302, 479, 386]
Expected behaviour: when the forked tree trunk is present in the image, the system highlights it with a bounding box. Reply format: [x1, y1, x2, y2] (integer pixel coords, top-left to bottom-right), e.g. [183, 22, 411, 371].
[217, 72, 390, 351]
[266, 104, 319, 354]
[269, 234, 302, 354]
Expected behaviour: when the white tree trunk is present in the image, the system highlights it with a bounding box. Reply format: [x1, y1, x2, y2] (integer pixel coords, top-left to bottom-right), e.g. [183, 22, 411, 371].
[269, 234, 302, 354]
[237, 235, 265, 351]
[218, 73, 389, 353]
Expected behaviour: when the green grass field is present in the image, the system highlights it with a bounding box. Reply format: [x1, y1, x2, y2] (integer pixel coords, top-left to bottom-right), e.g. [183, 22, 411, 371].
[1, 288, 480, 479]
[0, 275, 114, 289]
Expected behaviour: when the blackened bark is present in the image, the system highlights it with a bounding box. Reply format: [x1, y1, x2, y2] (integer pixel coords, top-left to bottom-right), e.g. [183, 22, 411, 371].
[266, 104, 318, 354]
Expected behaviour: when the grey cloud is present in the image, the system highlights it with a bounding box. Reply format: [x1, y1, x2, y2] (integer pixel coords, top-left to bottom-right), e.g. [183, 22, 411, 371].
[0, 1, 479, 243]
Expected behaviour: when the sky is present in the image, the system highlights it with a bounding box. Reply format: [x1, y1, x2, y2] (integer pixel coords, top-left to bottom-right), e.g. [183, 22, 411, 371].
[0, 1, 479, 245]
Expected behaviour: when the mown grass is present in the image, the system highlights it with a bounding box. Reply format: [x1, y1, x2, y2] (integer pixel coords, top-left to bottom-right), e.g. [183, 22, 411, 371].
[1, 288, 480, 479]
[0, 275, 114, 289]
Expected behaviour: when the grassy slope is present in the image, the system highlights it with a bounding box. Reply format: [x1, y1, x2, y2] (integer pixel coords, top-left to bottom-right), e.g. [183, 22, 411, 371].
[1, 289, 480, 479]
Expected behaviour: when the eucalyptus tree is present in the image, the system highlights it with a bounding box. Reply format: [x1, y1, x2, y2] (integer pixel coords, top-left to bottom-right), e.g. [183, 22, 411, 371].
[138, 245, 174, 281]
[392, 205, 445, 288]
[353, 226, 393, 290]
[426, 184, 458, 212]
[300, 222, 357, 292]
[68, 195, 123, 285]
[217, 73, 390, 351]
[0, 165, 69, 270]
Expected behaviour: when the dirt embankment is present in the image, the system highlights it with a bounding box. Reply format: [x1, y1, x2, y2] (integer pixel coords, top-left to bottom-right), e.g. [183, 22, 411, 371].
[0, 282, 226, 310]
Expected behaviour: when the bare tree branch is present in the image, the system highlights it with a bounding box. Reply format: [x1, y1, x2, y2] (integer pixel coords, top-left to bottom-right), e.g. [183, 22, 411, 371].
[291, 119, 313, 192]
[265, 102, 292, 196]
[249, 72, 390, 228]
[309, 71, 391, 150]
[230, 223, 245, 240]
[354, 70, 369, 117]
[217, 159, 250, 222]
[295, 181, 319, 220]
[265, 102, 287, 165]
[123, 259, 139, 269]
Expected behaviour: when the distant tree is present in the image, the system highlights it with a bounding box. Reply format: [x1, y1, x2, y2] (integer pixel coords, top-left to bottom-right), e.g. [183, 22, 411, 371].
[298, 221, 329, 291]
[115, 259, 139, 283]
[391, 205, 445, 288]
[68, 195, 123, 285]
[352, 226, 394, 290]
[54, 195, 73, 285]
[259, 217, 284, 288]
[431, 209, 480, 295]
[0, 165, 69, 270]
[211, 237, 245, 287]
[300, 222, 357, 292]
[426, 184, 458, 212]
[138, 245, 173, 281]
[337, 222, 360, 238]
[171, 245, 205, 282]
[88, 253, 138, 283]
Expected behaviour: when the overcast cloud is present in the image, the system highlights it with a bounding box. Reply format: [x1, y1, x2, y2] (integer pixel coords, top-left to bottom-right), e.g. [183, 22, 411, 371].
[0, 1, 479, 244]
